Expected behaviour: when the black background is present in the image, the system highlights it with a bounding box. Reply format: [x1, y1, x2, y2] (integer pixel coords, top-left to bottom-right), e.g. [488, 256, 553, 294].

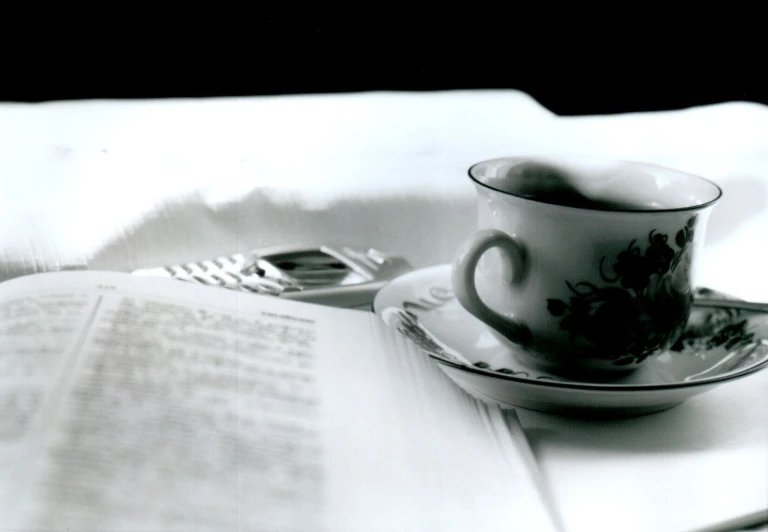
[2, 16, 764, 116]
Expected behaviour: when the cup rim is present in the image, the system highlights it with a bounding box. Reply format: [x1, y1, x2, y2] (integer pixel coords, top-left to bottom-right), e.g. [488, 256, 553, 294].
[468, 156, 723, 214]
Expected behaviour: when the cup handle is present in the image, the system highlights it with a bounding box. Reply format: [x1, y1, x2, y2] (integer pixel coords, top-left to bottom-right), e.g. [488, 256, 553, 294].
[452, 229, 533, 346]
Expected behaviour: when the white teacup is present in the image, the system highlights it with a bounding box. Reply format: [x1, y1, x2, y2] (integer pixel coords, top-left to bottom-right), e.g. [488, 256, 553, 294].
[452, 156, 722, 378]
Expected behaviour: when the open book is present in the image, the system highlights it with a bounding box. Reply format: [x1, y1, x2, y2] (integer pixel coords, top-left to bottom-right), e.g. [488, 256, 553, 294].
[0, 271, 560, 531]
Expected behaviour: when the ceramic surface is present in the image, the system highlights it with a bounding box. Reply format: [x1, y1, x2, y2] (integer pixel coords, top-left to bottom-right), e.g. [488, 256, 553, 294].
[373, 265, 768, 417]
[453, 156, 723, 375]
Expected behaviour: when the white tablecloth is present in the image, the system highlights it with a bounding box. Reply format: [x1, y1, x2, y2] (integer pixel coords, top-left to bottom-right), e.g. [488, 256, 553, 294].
[2, 90, 767, 532]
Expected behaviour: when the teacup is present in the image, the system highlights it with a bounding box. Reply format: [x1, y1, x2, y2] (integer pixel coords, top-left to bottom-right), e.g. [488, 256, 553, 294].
[452, 156, 722, 378]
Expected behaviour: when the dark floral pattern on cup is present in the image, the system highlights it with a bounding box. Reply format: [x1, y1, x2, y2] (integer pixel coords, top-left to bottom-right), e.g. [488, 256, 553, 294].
[546, 216, 697, 365]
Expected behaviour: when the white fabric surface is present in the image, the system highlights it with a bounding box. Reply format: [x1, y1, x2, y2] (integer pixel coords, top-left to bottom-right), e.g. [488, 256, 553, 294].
[2, 90, 767, 532]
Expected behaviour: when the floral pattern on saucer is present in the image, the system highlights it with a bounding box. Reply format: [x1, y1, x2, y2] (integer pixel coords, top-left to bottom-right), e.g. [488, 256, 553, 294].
[374, 265, 768, 387]
[381, 290, 768, 385]
[380, 306, 557, 381]
[374, 265, 768, 416]
[380, 306, 466, 367]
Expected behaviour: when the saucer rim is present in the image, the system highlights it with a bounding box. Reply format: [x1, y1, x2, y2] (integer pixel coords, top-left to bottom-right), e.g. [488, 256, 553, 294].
[373, 264, 768, 393]
[425, 345, 768, 393]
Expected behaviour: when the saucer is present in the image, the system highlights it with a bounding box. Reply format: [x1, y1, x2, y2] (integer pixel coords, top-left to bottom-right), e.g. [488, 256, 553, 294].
[372, 265, 768, 417]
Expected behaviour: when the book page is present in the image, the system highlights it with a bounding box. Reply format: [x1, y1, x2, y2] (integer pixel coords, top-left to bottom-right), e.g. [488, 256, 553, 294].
[321, 321, 560, 532]
[0, 290, 102, 488]
[0, 271, 556, 531]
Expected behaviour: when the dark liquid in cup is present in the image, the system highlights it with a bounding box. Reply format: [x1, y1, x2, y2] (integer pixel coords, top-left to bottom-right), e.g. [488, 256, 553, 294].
[493, 161, 646, 211]
[519, 189, 640, 210]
